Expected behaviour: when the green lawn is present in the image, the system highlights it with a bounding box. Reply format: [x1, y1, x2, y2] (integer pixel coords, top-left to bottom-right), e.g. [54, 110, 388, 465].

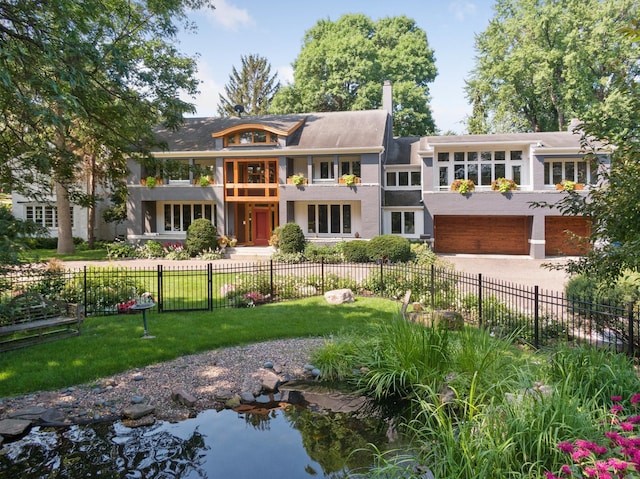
[19, 247, 109, 263]
[0, 296, 400, 397]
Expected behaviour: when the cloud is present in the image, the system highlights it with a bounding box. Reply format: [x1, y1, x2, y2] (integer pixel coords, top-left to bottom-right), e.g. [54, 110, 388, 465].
[206, 0, 254, 31]
[182, 60, 223, 117]
[449, 1, 477, 22]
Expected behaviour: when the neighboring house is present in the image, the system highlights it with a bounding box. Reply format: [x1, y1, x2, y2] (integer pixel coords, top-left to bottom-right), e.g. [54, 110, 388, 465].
[16, 83, 605, 258]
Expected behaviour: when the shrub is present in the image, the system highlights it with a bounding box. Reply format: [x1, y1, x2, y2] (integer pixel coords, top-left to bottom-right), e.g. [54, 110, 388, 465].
[342, 240, 370, 263]
[106, 240, 136, 259]
[271, 251, 306, 263]
[185, 219, 217, 256]
[274, 223, 306, 254]
[366, 235, 411, 263]
[136, 240, 165, 259]
[304, 243, 342, 263]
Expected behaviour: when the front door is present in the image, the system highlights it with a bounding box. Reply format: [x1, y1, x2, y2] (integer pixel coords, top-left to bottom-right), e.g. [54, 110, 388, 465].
[253, 208, 270, 246]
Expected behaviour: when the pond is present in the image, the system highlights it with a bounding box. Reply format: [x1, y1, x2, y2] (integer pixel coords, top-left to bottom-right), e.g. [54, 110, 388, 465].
[0, 397, 401, 478]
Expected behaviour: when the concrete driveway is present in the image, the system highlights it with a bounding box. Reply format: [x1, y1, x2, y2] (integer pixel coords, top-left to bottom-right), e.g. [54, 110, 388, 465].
[439, 254, 572, 293]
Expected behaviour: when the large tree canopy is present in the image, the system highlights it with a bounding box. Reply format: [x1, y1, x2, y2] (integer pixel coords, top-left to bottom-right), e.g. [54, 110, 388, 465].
[465, 0, 638, 133]
[217, 54, 280, 116]
[532, 22, 640, 281]
[0, 0, 212, 252]
[269, 14, 437, 137]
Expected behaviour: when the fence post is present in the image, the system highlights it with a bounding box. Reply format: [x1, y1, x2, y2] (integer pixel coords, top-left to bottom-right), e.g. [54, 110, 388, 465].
[534, 286, 540, 349]
[207, 263, 213, 311]
[380, 260, 384, 297]
[628, 301, 635, 358]
[478, 273, 483, 328]
[430, 264, 435, 312]
[157, 264, 163, 313]
[83, 266, 87, 315]
[270, 260, 274, 299]
[321, 258, 325, 294]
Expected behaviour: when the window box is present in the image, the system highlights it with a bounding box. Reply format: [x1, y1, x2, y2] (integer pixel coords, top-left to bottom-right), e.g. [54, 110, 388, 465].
[141, 176, 163, 188]
[196, 175, 215, 186]
[339, 174, 360, 186]
[287, 174, 307, 186]
[491, 177, 517, 193]
[450, 179, 475, 194]
[556, 180, 584, 191]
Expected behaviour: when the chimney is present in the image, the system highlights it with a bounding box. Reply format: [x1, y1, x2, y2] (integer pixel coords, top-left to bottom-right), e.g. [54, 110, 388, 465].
[382, 80, 393, 114]
[568, 118, 582, 133]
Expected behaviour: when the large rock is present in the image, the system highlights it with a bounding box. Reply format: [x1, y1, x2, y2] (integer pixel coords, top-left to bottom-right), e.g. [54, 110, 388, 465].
[256, 369, 281, 392]
[122, 404, 155, 420]
[0, 419, 32, 438]
[171, 388, 197, 407]
[324, 288, 354, 305]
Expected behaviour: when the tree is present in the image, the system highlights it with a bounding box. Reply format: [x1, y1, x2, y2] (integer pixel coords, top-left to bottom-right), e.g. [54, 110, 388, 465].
[217, 54, 280, 116]
[269, 14, 437, 137]
[0, 0, 212, 253]
[532, 22, 640, 281]
[465, 0, 638, 133]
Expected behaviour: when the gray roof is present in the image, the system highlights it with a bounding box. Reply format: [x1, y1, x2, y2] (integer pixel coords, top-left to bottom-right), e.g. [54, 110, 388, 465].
[423, 131, 584, 149]
[153, 110, 389, 152]
[386, 137, 421, 165]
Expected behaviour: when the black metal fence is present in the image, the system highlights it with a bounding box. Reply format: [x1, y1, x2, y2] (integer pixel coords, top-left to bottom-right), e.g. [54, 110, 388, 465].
[1, 260, 638, 357]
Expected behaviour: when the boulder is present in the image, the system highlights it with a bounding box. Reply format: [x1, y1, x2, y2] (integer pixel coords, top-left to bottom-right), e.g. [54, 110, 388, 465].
[324, 288, 354, 305]
[122, 404, 155, 420]
[257, 369, 281, 392]
[171, 388, 197, 407]
[0, 419, 32, 438]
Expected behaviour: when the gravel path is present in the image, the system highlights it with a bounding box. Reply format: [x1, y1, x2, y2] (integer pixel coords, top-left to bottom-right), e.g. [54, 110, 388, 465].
[0, 337, 327, 424]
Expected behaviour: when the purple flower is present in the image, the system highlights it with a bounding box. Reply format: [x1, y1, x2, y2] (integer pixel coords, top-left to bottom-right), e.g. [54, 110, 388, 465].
[558, 441, 576, 453]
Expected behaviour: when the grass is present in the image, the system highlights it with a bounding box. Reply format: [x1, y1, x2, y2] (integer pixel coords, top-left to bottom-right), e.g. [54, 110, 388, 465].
[19, 247, 109, 262]
[0, 296, 399, 397]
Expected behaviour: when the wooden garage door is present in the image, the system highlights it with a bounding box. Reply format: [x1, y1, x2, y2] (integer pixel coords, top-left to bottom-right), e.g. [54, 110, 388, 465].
[545, 216, 591, 256]
[434, 215, 530, 255]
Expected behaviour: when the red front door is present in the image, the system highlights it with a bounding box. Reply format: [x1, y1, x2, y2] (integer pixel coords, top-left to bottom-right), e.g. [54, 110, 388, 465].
[253, 209, 270, 246]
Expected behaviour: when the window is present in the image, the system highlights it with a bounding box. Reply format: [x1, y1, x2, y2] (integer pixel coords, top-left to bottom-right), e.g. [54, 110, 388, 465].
[391, 211, 415, 235]
[312, 157, 334, 180]
[386, 170, 421, 187]
[437, 149, 520, 188]
[225, 129, 277, 146]
[307, 203, 351, 235]
[340, 157, 361, 177]
[163, 203, 215, 232]
[544, 159, 592, 186]
[25, 205, 73, 228]
[167, 159, 190, 183]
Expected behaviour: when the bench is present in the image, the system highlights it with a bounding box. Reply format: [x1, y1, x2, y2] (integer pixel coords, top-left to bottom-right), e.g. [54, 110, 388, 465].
[0, 292, 83, 352]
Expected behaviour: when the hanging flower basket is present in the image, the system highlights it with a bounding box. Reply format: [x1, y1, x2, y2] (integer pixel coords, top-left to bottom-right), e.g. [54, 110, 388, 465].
[491, 177, 517, 193]
[450, 179, 475, 194]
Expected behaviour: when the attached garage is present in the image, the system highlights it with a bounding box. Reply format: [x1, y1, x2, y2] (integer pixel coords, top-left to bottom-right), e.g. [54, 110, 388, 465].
[545, 216, 591, 256]
[434, 215, 530, 255]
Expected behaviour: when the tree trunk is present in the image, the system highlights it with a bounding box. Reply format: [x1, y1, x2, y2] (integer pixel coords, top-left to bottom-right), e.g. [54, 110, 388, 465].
[55, 181, 75, 254]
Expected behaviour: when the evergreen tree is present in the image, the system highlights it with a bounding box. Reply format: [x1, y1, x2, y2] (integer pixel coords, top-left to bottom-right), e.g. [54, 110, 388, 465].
[217, 54, 280, 116]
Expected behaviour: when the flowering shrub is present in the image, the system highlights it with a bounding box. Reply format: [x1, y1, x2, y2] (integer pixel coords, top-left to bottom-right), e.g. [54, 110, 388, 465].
[450, 179, 475, 194]
[545, 394, 640, 478]
[117, 299, 137, 313]
[163, 242, 190, 260]
[243, 291, 265, 306]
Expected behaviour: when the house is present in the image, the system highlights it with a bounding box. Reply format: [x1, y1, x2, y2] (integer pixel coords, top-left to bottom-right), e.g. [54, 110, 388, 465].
[124, 82, 605, 259]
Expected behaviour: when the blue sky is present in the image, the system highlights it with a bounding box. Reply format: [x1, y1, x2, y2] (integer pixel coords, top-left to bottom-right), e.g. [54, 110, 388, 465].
[179, 0, 496, 133]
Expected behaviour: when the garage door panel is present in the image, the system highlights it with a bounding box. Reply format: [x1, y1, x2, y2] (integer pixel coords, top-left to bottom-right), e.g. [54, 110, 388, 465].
[434, 216, 529, 255]
[545, 217, 590, 256]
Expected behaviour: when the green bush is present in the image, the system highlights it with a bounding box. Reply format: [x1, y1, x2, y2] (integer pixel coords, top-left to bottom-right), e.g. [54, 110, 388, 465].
[275, 223, 306, 254]
[136, 240, 165, 259]
[342, 240, 370, 263]
[106, 241, 136, 259]
[304, 243, 342, 263]
[366, 235, 411, 263]
[185, 219, 217, 256]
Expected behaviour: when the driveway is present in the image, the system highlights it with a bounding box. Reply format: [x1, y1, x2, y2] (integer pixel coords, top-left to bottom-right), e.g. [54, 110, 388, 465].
[440, 254, 572, 293]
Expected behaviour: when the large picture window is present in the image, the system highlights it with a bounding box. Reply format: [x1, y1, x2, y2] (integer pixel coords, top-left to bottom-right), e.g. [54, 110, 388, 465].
[391, 211, 415, 235]
[437, 149, 522, 188]
[386, 169, 421, 188]
[307, 203, 351, 235]
[162, 203, 216, 232]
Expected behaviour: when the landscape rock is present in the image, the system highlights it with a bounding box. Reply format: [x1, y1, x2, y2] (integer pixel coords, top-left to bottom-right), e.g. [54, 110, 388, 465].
[171, 389, 197, 407]
[7, 406, 48, 421]
[240, 392, 255, 403]
[0, 418, 32, 438]
[256, 369, 281, 392]
[324, 288, 355, 305]
[122, 404, 155, 420]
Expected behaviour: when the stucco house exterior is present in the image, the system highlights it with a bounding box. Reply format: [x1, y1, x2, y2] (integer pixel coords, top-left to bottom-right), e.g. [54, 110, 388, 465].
[13, 83, 606, 258]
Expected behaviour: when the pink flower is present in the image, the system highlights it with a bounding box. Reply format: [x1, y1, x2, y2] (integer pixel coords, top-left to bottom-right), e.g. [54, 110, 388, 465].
[620, 422, 634, 432]
[558, 441, 575, 453]
[631, 394, 640, 405]
[606, 457, 629, 471]
[583, 466, 597, 477]
[544, 473, 559, 479]
[611, 396, 623, 402]
[560, 464, 572, 475]
[572, 448, 591, 461]
[611, 404, 624, 415]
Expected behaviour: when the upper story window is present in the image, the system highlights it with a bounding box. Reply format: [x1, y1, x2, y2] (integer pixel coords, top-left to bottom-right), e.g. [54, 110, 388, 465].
[225, 129, 278, 147]
[437, 149, 523, 189]
[544, 158, 593, 186]
[340, 156, 361, 177]
[312, 156, 334, 181]
[387, 170, 420, 187]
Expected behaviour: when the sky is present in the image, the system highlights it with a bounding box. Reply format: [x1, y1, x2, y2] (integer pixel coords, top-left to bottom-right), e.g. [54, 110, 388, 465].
[178, 0, 497, 134]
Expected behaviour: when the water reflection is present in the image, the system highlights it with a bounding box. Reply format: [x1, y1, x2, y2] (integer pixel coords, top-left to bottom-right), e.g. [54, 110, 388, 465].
[0, 406, 394, 478]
